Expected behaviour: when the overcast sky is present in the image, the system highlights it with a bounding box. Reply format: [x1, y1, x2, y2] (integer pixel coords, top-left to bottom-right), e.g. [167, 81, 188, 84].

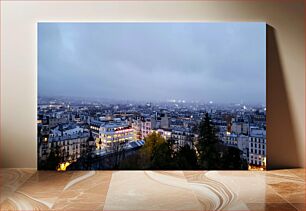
[38, 22, 266, 104]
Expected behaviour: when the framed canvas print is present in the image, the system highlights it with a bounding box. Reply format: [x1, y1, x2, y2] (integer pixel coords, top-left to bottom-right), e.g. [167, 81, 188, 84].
[37, 22, 266, 171]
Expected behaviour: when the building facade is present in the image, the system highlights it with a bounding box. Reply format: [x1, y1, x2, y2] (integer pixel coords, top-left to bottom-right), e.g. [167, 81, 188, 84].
[171, 127, 194, 150]
[39, 132, 94, 170]
[248, 128, 266, 169]
[98, 122, 134, 149]
[140, 119, 152, 140]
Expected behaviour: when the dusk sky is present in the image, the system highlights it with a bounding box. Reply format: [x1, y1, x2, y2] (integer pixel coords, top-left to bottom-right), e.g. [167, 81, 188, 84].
[38, 22, 266, 104]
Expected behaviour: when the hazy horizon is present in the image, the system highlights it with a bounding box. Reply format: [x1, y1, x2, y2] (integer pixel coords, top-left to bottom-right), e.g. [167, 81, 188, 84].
[38, 94, 266, 106]
[38, 22, 266, 104]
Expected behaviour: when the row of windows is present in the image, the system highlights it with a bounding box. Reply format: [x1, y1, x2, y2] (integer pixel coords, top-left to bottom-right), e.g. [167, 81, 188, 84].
[102, 137, 133, 143]
[102, 136, 133, 141]
[250, 149, 266, 155]
[226, 141, 237, 145]
[250, 137, 266, 143]
[100, 133, 132, 138]
[225, 138, 237, 141]
[41, 146, 82, 155]
[51, 139, 86, 147]
[172, 135, 187, 140]
[250, 154, 263, 159]
[102, 127, 131, 132]
[90, 126, 99, 131]
[51, 144, 81, 150]
[250, 143, 265, 149]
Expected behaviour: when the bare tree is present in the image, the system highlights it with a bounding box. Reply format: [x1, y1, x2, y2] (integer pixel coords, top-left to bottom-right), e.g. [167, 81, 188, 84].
[111, 140, 128, 168]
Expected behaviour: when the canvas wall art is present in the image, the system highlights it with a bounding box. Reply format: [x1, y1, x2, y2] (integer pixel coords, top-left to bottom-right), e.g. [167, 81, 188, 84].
[37, 22, 266, 170]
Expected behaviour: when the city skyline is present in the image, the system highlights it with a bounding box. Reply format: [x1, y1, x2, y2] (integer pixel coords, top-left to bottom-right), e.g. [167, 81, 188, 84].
[38, 95, 265, 106]
[38, 22, 266, 104]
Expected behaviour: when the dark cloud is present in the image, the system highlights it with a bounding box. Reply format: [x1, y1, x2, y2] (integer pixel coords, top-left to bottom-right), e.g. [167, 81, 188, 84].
[38, 22, 266, 104]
